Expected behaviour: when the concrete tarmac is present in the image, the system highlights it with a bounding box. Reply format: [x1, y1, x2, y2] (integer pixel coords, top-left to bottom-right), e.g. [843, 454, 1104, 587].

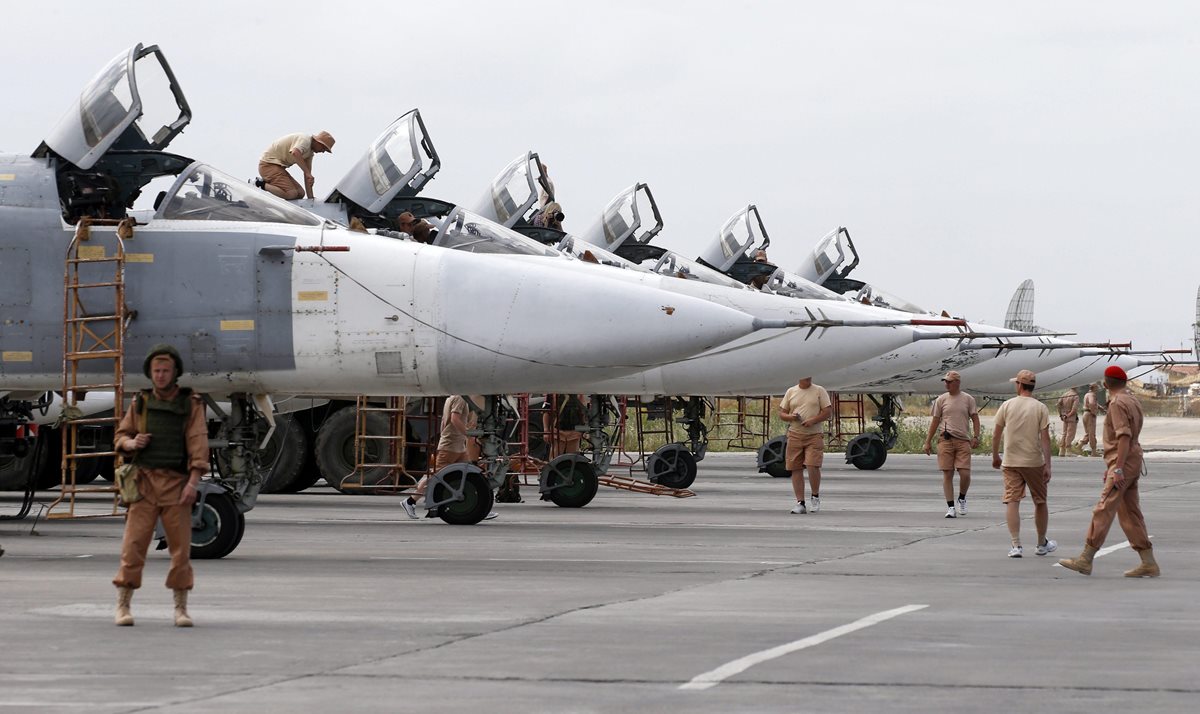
[1, 452, 1197, 713]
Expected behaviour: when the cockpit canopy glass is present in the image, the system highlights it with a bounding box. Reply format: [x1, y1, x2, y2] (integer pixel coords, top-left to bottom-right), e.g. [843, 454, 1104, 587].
[651, 252, 750, 291]
[696, 205, 767, 273]
[853, 284, 928, 314]
[481, 153, 540, 227]
[80, 53, 135, 149]
[763, 269, 846, 301]
[557, 235, 637, 269]
[157, 163, 323, 225]
[368, 118, 422, 197]
[435, 209, 562, 257]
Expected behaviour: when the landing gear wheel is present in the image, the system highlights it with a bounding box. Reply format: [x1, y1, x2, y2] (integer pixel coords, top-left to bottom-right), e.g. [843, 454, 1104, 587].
[190, 491, 241, 559]
[757, 436, 790, 478]
[230, 511, 247, 551]
[251, 415, 308, 494]
[647, 445, 697, 489]
[34, 428, 63, 490]
[540, 455, 599, 508]
[848, 436, 888, 470]
[313, 407, 389, 493]
[431, 465, 494, 525]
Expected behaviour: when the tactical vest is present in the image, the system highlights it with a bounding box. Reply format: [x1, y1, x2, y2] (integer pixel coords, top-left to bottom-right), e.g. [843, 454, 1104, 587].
[132, 388, 193, 474]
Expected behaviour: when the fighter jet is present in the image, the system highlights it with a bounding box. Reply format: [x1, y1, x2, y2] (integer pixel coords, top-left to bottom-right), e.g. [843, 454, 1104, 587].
[0, 45, 772, 542]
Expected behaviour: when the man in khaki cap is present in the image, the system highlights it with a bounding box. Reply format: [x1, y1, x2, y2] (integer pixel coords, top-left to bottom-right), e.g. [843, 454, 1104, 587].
[256, 131, 336, 200]
[1056, 389, 1080, 456]
[991, 369, 1055, 558]
[924, 370, 980, 519]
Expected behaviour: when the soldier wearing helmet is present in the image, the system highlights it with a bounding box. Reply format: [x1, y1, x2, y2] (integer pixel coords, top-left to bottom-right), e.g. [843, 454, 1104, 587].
[111, 344, 209, 628]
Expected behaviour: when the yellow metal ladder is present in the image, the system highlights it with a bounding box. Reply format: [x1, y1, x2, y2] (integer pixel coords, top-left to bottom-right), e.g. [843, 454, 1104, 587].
[343, 396, 420, 493]
[46, 217, 134, 519]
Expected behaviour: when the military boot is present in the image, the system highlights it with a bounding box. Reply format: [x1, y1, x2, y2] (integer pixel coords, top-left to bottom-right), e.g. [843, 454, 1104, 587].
[115, 586, 135, 626]
[1058, 544, 1098, 575]
[1124, 548, 1161, 578]
[173, 589, 193, 627]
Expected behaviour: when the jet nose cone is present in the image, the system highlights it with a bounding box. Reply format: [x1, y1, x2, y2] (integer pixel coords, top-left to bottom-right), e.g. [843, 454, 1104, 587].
[434, 254, 756, 393]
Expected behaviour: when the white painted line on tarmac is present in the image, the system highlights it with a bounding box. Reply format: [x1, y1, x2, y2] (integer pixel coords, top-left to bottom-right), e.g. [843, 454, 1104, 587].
[1052, 535, 1153, 567]
[679, 604, 929, 691]
[369, 556, 797, 565]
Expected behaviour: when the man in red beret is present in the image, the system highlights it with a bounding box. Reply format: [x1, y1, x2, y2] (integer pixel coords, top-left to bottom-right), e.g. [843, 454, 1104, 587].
[1059, 365, 1160, 577]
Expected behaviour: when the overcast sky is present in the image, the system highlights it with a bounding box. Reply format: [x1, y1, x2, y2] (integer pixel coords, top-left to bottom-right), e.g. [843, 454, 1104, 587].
[6, 1, 1198, 353]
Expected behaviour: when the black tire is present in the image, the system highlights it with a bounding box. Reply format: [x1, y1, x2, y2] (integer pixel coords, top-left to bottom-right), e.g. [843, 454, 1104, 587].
[230, 511, 247, 551]
[280, 456, 322, 494]
[313, 407, 390, 493]
[542, 456, 599, 508]
[190, 491, 240, 559]
[256, 415, 308, 494]
[851, 439, 888, 470]
[433, 466, 494, 525]
[647, 446, 697, 489]
[34, 428, 63, 490]
[0, 451, 36, 491]
[758, 435, 789, 478]
[72, 456, 102, 485]
[766, 462, 791, 479]
[98, 455, 115, 482]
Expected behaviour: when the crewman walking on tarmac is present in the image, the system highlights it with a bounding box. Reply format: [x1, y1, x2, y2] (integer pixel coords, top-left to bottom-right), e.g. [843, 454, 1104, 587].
[544, 394, 588, 458]
[779, 377, 832, 514]
[256, 131, 335, 200]
[991, 369, 1055, 558]
[1080, 383, 1105, 455]
[403, 396, 497, 521]
[1059, 365, 1161, 577]
[112, 345, 209, 627]
[923, 370, 981, 519]
[1057, 389, 1080, 456]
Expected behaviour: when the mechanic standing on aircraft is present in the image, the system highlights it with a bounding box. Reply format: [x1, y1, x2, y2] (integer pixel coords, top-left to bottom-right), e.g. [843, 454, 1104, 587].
[112, 345, 209, 627]
[256, 131, 335, 200]
[1059, 366, 1160, 577]
[779, 377, 832, 514]
[923, 370, 980, 519]
[1056, 389, 1080, 456]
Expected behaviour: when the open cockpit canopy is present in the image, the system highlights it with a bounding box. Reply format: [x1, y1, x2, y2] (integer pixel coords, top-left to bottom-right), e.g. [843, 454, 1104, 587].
[473, 151, 552, 229]
[157, 162, 322, 226]
[329, 109, 439, 213]
[697, 205, 770, 273]
[796, 227, 859, 287]
[434, 208, 562, 258]
[35, 43, 191, 170]
[582, 183, 663, 253]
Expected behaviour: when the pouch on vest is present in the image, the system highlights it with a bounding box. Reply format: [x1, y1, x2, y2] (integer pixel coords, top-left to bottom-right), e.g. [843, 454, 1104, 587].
[115, 395, 148, 506]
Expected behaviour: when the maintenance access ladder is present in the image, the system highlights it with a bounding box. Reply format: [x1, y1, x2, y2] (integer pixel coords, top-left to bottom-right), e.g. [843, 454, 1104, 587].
[343, 396, 425, 493]
[46, 217, 135, 519]
[710, 396, 773, 450]
[825, 392, 867, 447]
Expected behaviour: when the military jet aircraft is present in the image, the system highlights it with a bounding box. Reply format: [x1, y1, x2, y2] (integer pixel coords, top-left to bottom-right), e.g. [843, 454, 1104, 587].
[0, 45, 774, 543]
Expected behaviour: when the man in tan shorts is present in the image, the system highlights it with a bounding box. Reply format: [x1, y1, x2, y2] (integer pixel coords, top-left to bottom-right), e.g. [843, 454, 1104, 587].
[256, 131, 335, 200]
[1056, 389, 1080, 456]
[1080, 383, 1105, 455]
[779, 377, 832, 514]
[402, 395, 496, 521]
[1059, 365, 1160, 577]
[924, 370, 980, 518]
[991, 369, 1055, 558]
